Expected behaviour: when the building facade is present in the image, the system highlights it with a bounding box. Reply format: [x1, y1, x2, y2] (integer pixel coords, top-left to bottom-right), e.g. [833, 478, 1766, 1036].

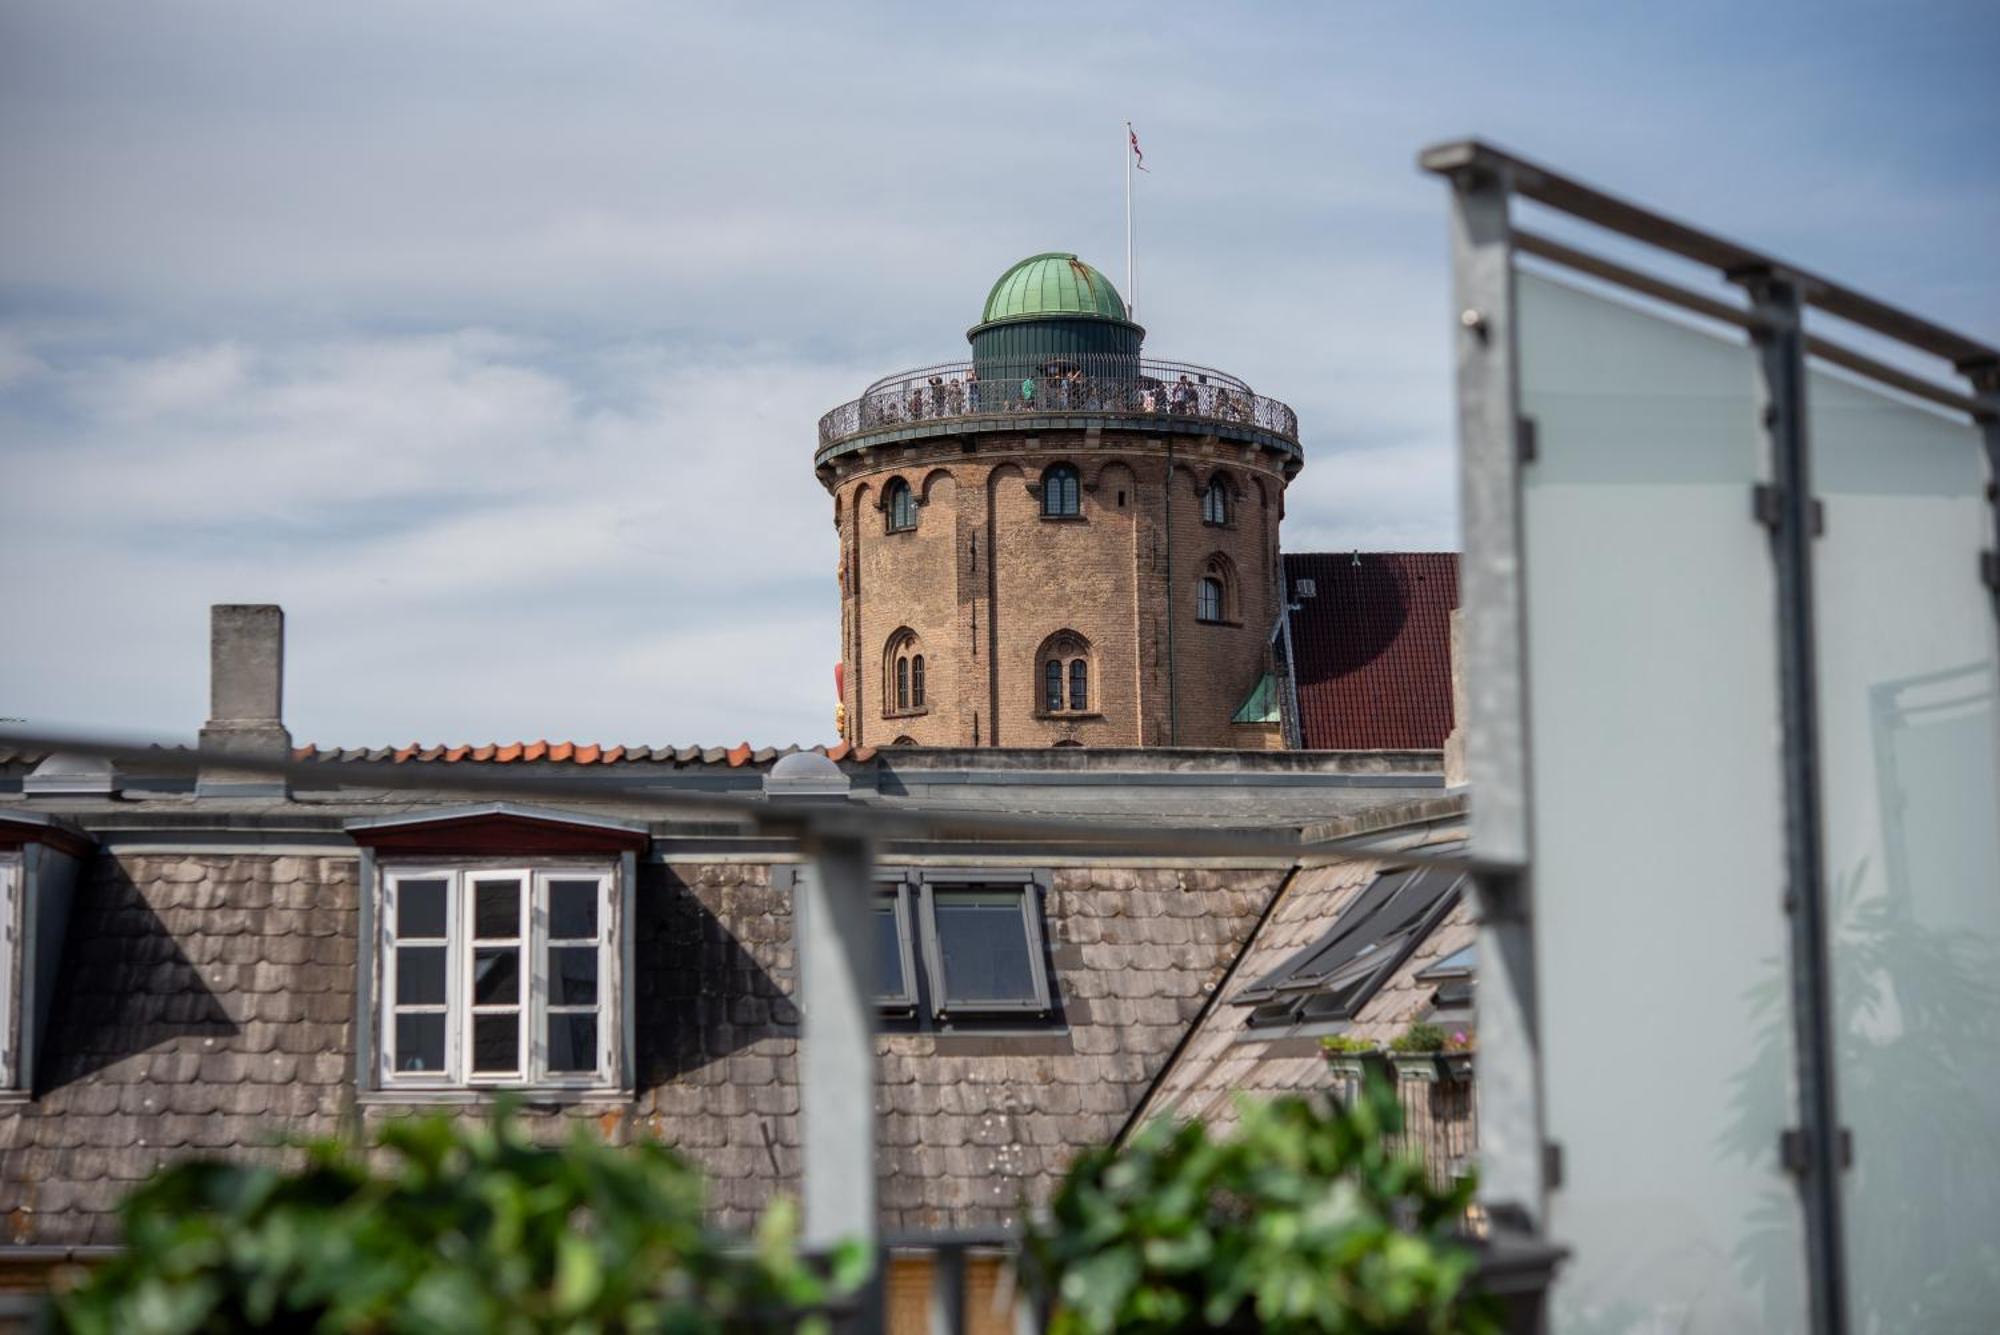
[817, 254, 1305, 750]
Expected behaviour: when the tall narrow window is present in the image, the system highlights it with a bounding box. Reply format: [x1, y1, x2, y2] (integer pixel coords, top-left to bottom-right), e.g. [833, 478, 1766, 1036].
[1197, 575, 1224, 623]
[389, 875, 450, 1075]
[897, 655, 910, 710]
[1068, 659, 1088, 711]
[1044, 659, 1064, 711]
[1041, 464, 1080, 518]
[544, 877, 604, 1073]
[887, 479, 917, 532]
[469, 875, 526, 1076]
[1202, 479, 1229, 525]
[911, 654, 926, 708]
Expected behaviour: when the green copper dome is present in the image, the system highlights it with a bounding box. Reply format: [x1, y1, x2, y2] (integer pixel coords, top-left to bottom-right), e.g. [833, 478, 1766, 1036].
[980, 253, 1128, 325]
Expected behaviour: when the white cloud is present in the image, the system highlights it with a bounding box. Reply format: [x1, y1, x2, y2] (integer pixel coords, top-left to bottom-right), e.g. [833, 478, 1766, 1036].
[1, 1, 1991, 742]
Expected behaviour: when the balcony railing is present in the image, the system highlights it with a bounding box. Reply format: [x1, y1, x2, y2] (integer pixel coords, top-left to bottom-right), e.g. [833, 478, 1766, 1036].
[817, 357, 1300, 453]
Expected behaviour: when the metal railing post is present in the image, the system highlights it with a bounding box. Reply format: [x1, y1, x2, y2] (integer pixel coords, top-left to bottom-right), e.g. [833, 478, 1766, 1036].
[798, 825, 882, 1321]
[1436, 155, 1548, 1234]
[1740, 268, 1851, 1335]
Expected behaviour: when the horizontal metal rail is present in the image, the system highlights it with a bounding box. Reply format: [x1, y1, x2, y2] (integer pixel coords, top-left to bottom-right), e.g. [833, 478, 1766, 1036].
[819, 359, 1299, 450]
[1421, 140, 2000, 375]
[0, 727, 1465, 870]
[1514, 230, 1988, 419]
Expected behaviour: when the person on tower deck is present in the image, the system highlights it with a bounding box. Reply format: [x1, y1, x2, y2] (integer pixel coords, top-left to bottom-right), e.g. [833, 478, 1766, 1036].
[1020, 374, 1036, 406]
[946, 374, 964, 415]
[929, 375, 945, 415]
[964, 367, 978, 413]
[909, 384, 927, 420]
[1173, 374, 1195, 414]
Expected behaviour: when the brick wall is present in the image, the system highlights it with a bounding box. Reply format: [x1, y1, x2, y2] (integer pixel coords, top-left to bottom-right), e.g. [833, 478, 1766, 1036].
[832, 429, 1291, 749]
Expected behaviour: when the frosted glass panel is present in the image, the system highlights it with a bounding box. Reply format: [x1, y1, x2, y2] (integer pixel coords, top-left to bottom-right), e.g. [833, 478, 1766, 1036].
[1517, 272, 1806, 1332]
[1807, 367, 2000, 1331]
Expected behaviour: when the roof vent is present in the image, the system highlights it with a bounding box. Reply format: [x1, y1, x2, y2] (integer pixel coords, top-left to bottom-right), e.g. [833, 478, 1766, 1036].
[1294, 577, 1316, 598]
[24, 751, 117, 798]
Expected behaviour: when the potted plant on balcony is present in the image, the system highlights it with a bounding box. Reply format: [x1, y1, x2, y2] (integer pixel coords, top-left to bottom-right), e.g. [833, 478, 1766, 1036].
[1441, 1029, 1476, 1082]
[1319, 1033, 1389, 1085]
[1388, 1021, 1450, 1081]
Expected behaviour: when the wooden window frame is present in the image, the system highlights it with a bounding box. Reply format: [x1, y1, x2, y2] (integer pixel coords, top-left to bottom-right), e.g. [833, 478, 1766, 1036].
[379, 864, 618, 1091]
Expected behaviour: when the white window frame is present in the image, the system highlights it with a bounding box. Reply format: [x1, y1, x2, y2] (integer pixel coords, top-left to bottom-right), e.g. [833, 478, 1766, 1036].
[378, 864, 619, 1091]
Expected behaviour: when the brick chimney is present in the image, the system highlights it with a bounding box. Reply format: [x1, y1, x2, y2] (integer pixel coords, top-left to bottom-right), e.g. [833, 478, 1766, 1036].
[196, 604, 292, 799]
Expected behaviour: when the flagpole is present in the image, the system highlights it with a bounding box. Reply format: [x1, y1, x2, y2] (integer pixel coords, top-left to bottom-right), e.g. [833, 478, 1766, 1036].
[1124, 121, 1135, 320]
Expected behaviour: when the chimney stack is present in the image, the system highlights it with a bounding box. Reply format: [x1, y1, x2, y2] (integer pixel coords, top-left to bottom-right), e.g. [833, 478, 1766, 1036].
[196, 604, 292, 799]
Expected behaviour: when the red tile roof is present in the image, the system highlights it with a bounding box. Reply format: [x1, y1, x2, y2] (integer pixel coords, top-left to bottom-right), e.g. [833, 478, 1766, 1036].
[1284, 552, 1458, 750]
[291, 742, 876, 768]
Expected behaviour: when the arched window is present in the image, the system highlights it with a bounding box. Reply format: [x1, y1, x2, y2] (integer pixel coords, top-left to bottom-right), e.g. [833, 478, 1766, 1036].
[884, 629, 926, 715]
[1041, 464, 1080, 518]
[1202, 478, 1229, 526]
[886, 478, 917, 532]
[1197, 576, 1224, 623]
[1036, 631, 1093, 716]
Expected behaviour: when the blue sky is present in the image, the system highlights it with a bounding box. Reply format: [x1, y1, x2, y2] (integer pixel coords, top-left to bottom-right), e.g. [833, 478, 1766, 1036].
[3, 1, 1994, 747]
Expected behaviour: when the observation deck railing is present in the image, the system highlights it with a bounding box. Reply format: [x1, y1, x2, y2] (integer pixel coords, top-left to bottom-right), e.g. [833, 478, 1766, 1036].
[817, 357, 1299, 453]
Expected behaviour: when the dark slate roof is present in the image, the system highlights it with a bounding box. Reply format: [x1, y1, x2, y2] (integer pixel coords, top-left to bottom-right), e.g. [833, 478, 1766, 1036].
[1133, 824, 1475, 1134]
[1284, 552, 1459, 750]
[0, 851, 1279, 1243]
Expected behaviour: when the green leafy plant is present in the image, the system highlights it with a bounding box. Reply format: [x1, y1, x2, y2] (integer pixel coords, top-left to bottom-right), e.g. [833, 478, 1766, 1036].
[1319, 1034, 1377, 1056]
[55, 1102, 866, 1335]
[1388, 1022, 1448, 1054]
[1022, 1081, 1495, 1333]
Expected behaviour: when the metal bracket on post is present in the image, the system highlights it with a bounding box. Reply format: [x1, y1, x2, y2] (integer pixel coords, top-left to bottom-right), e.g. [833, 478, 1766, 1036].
[1738, 266, 1852, 1335]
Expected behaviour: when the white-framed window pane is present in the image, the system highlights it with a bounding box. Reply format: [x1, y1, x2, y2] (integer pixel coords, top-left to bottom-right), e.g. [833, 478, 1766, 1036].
[548, 878, 599, 939]
[546, 1014, 598, 1073]
[397, 878, 448, 937]
[394, 1013, 446, 1074]
[547, 947, 598, 1006]
[396, 946, 447, 1005]
[473, 947, 519, 1005]
[471, 1013, 520, 1073]
[474, 877, 523, 939]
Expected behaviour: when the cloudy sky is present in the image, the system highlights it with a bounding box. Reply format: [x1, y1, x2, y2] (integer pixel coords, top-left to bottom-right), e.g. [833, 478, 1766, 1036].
[4, 2, 1994, 748]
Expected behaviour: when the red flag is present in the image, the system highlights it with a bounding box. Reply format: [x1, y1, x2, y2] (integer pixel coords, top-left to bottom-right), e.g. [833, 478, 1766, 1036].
[1128, 124, 1149, 172]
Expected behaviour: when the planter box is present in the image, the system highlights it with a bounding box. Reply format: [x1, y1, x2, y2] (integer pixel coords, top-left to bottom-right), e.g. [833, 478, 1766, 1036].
[1390, 1051, 1476, 1082]
[1324, 1050, 1391, 1084]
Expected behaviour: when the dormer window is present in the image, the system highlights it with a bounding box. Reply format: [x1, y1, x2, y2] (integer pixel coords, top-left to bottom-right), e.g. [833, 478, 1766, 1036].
[348, 805, 643, 1098]
[383, 868, 613, 1083]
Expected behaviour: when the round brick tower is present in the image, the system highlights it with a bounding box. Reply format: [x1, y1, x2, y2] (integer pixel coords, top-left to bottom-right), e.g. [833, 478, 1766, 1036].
[816, 253, 1303, 749]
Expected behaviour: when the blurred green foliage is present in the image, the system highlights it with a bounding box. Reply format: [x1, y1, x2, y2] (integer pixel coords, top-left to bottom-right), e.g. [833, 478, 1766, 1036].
[1023, 1081, 1494, 1334]
[54, 1103, 865, 1335]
